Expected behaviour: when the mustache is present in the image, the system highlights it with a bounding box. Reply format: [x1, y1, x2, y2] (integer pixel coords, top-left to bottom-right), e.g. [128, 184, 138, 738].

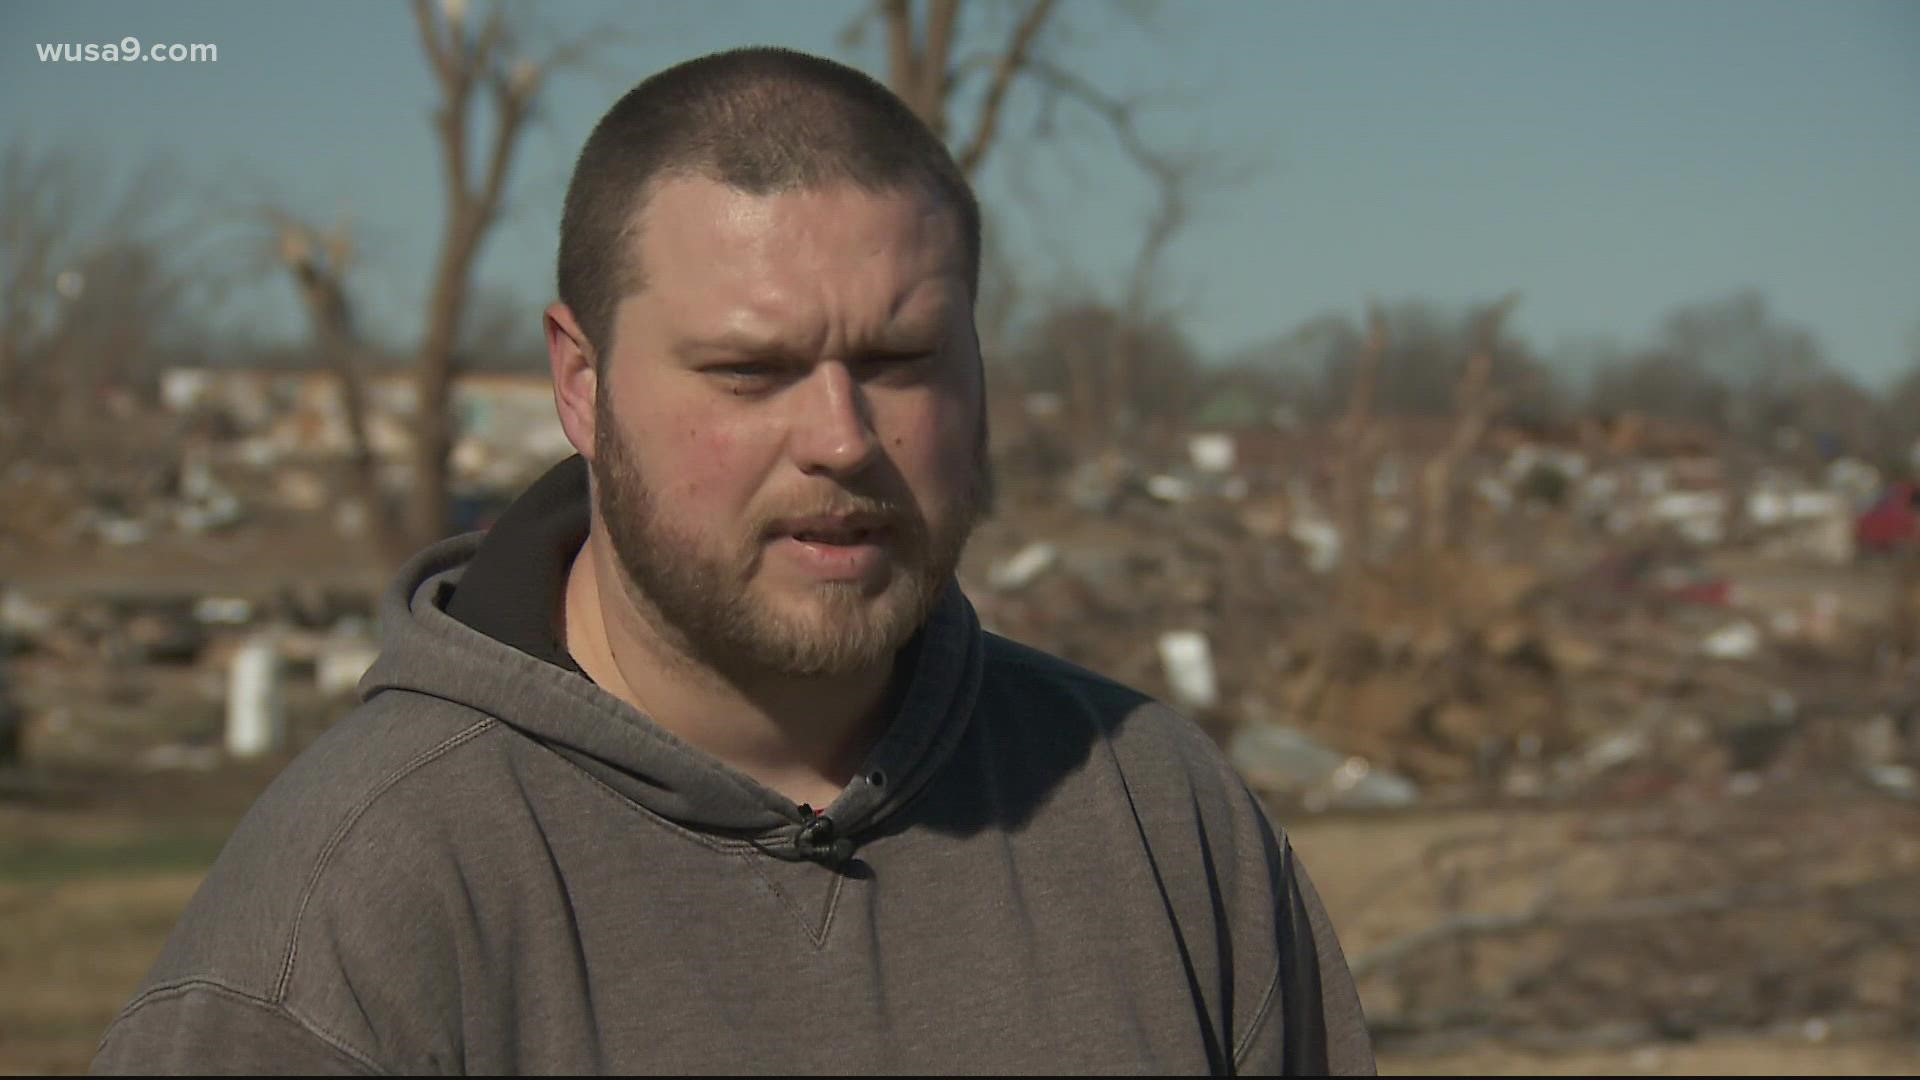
[755, 494, 924, 541]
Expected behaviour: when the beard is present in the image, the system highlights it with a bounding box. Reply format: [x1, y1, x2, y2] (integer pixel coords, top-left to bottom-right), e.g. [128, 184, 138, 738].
[591, 391, 991, 681]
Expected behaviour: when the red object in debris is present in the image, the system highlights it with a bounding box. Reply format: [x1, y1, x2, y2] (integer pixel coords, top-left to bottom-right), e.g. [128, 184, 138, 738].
[1670, 579, 1734, 606]
[1855, 481, 1920, 552]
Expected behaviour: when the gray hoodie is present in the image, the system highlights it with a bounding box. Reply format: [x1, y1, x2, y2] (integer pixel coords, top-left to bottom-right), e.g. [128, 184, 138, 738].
[93, 520, 1373, 1074]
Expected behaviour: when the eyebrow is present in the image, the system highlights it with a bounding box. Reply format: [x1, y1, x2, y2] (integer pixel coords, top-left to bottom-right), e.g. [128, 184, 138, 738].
[674, 322, 947, 363]
[672, 332, 808, 362]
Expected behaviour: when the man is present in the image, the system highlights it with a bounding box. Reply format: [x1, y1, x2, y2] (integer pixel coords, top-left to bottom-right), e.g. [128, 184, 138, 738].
[94, 47, 1373, 1075]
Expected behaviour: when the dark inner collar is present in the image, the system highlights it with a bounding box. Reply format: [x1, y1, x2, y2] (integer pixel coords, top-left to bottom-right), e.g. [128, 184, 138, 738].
[444, 455, 591, 674]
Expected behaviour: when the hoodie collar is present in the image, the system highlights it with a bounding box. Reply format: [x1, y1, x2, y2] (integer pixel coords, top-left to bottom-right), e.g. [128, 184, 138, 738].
[359, 457, 984, 864]
[442, 455, 589, 674]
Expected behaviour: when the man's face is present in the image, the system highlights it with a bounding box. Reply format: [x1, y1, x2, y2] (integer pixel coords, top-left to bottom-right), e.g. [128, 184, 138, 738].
[588, 176, 989, 680]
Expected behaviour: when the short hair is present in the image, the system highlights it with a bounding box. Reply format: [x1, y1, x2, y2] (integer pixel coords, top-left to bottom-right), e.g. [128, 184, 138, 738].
[557, 46, 982, 361]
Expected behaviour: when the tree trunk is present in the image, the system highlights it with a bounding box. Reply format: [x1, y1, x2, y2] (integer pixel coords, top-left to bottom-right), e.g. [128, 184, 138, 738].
[409, 211, 483, 548]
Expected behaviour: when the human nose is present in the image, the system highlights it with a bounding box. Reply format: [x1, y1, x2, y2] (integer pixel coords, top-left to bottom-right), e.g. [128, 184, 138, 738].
[791, 361, 881, 478]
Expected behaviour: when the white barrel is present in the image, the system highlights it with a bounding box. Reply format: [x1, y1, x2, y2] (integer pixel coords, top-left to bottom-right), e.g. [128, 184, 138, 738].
[226, 637, 285, 758]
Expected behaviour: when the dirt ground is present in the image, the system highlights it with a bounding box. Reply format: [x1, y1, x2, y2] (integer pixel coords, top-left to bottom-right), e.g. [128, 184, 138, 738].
[1286, 810, 1920, 1075]
[4, 763, 1915, 1075]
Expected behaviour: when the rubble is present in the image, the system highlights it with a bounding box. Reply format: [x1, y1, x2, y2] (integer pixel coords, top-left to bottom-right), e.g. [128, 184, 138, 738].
[2, 366, 575, 560]
[1229, 723, 1419, 810]
[965, 416, 1919, 811]
[192, 597, 255, 625]
[3, 375, 1915, 819]
[0, 665, 18, 766]
[313, 633, 381, 699]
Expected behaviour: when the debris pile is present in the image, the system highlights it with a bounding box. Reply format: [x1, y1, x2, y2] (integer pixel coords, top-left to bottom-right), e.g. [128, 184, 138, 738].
[966, 425, 1920, 811]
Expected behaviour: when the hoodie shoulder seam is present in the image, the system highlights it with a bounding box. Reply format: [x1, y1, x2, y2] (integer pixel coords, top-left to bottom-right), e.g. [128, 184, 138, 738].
[271, 716, 498, 1002]
[102, 976, 388, 1075]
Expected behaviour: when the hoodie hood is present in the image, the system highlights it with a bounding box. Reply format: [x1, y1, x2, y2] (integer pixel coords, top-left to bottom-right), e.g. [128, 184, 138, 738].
[357, 481, 984, 864]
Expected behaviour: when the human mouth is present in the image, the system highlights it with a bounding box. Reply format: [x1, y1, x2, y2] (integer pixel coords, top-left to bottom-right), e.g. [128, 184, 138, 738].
[771, 514, 892, 579]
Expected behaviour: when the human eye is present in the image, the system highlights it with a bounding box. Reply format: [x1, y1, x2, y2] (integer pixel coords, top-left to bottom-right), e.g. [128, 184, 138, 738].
[706, 360, 788, 395]
[855, 349, 936, 382]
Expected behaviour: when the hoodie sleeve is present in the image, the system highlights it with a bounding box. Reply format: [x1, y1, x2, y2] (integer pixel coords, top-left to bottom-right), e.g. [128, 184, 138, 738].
[91, 982, 381, 1075]
[1288, 846, 1376, 1075]
[1231, 833, 1377, 1077]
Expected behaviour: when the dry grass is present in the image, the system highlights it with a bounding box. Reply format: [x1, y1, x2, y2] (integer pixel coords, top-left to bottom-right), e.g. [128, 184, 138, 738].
[1379, 1035, 1920, 1076]
[0, 873, 204, 1074]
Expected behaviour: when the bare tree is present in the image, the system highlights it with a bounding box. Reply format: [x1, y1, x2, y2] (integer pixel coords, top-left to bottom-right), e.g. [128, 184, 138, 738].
[853, 1, 1246, 449]
[1334, 304, 1387, 588]
[255, 3, 600, 561]
[1587, 347, 1733, 432]
[1008, 298, 1200, 442]
[264, 213, 411, 563]
[864, 0, 1061, 177]
[1014, 61, 1249, 441]
[404, 0, 583, 547]
[1886, 361, 1920, 468]
[0, 141, 69, 404]
[1419, 293, 1518, 553]
[0, 141, 206, 452]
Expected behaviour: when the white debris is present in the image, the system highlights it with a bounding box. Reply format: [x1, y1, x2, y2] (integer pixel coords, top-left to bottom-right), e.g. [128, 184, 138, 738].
[1651, 490, 1724, 521]
[0, 592, 57, 638]
[1581, 729, 1651, 772]
[316, 640, 381, 698]
[1701, 621, 1762, 660]
[1229, 724, 1418, 810]
[192, 597, 254, 625]
[1747, 488, 1844, 526]
[1186, 433, 1236, 473]
[1145, 474, 1194, 503]
[1288, 518, 1343, 575]
[1866, 764, 1917, 796]
[987, 542, 1058, 592]
[1158, 630, 1219, 711]
[226, 637, 285, 759]
[1826, 457, 1881, 504]
[160, 368, 213, 412]
[97, 518, 151, 546]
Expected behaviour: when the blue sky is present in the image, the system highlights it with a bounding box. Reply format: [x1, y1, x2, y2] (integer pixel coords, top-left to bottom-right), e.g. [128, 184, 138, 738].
[3, 0, 1917, 383]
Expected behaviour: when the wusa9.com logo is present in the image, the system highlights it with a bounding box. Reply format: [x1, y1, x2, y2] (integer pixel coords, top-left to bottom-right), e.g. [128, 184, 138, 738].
[37, 37, 218, 63]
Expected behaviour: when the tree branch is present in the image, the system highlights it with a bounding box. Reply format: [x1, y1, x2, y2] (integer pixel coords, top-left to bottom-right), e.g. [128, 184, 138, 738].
[417, 0, 474, 214]
[1022, 56, 1153, 166]
[477, 74, 533, 226]
[881, 0, 918, 121]
[260, 211, 412, 565]
[411, 0, 454, 89]
[921, 0, 962, 134]
[953, 0, 1057, 176]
